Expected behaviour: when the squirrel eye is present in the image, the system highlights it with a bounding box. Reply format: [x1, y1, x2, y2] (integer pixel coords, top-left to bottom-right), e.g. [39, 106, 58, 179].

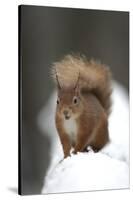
[73, 96, 78, 105]
[57, 98, 60, 104]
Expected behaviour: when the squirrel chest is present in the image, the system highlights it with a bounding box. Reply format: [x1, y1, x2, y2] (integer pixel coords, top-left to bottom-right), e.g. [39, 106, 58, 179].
[63, 118, 78, 143]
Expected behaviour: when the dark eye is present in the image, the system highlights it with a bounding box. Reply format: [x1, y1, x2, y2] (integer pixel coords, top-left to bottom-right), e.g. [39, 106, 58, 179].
[73, 96, 78, 105]
[57, 98, 60, 104]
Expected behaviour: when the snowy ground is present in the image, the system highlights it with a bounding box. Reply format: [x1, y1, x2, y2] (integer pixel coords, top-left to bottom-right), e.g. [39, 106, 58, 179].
[37, 82, 129, 194]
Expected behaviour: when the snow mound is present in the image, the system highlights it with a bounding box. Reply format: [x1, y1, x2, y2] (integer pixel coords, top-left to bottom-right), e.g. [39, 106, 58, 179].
[37, 82, 129, 194]
[43, 152, 129, 193]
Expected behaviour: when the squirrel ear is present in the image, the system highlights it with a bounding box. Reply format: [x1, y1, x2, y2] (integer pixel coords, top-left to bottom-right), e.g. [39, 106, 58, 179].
[74, 83, 80, 95]
[55, 68, 62, 90]
[57, 83, 61, 90]
[74, 72, 80, 94]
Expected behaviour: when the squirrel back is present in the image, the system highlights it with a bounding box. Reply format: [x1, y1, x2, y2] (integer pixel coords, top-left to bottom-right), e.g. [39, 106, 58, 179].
[51, 54, 112, 116]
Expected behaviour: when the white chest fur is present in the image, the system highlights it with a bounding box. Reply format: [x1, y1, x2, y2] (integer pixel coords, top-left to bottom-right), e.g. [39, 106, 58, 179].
[63, 118, 78, 143]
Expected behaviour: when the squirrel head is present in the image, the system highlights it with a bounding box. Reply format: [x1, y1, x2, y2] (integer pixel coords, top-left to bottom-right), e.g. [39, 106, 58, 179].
[56, 87, 83, 120]
[56, 73, 83, 120]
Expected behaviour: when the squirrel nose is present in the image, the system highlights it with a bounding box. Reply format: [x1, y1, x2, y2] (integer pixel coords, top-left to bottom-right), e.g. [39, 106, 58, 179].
[63, 110, 70, 120]
[63, 110, 69, 116]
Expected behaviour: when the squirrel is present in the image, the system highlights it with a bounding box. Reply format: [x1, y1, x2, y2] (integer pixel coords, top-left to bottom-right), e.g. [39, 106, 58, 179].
[51, 54, 112, 158]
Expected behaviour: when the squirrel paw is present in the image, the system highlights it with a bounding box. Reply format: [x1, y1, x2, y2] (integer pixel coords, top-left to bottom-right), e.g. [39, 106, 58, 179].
[72, 149, 78, 154]
[64, 153, 71, 159]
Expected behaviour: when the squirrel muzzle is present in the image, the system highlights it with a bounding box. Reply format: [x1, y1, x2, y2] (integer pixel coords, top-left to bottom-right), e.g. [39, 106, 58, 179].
[63, 110, 71, 120]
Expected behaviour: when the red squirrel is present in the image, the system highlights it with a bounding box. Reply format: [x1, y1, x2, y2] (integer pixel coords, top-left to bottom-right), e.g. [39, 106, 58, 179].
[51, 54, 112, 158]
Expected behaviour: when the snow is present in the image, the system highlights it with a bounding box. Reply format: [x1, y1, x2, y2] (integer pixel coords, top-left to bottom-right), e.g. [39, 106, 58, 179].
[42, 153, 128, 193]
[37, 82, 129, 194]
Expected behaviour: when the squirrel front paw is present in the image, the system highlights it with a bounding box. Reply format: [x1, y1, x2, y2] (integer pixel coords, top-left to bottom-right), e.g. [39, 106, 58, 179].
[64, 152, 71, 158]
[72, 149, 78, 154]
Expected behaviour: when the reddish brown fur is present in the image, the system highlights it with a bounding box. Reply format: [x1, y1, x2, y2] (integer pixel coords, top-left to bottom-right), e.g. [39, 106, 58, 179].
[52, 54, 112, 158]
